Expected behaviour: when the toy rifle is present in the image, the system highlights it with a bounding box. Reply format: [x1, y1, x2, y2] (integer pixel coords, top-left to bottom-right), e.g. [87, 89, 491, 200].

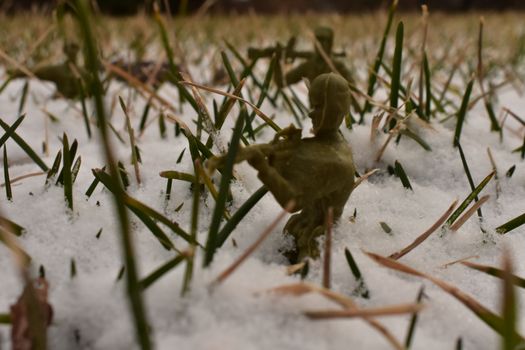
[247, 37, 346, 63]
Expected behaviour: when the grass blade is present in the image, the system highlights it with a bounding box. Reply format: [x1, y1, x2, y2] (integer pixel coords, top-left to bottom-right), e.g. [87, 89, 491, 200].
[139, 253, 187, 290]
[217, 186, 268, 247]
[344, 247, 370, 298]
[389, 21, 404, 130]
[453, 78, 475, 147]
[445, 172, 494, 227]
[389, 200, 457, 260]
[405, 286, 425, 348]
[3, 146, 12, 200]
[0, 118, 48, 172]
[462, 261, 525, 289]
[394, 160, 412, 191]
[45, 150, 62, 185]
[17, 80, 29, 116]
[73, 1, 151, 347]
[457, 142, 484, 220]
[362, 0, 398, 118]
[62, 133, 73, 210]
[204, 114, 245, 266]
[496, 212, 525, 235]
[366, 251, 525, 341]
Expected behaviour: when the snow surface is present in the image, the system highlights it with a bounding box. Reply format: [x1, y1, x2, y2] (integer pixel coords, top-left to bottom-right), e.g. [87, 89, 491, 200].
[1, 57, 525, 350]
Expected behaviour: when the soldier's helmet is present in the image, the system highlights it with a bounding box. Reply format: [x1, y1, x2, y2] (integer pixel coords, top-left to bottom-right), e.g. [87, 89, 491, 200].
[63, 43, 80, 62]
[308, 73, 351, 134]
[314, 26, 334, 55]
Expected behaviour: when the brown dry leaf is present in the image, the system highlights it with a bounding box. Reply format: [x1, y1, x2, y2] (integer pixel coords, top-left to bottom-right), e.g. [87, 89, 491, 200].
[10, 277, 53, 350]
[265, 282, 403, 349]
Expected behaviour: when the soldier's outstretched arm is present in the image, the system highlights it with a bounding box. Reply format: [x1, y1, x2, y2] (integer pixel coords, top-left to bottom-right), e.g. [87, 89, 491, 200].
[246, 149, 302, 212]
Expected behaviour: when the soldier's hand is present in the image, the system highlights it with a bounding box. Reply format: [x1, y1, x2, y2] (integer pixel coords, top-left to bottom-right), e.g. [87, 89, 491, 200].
[246, 148, 267, 171]
[206, 155, 226, 173]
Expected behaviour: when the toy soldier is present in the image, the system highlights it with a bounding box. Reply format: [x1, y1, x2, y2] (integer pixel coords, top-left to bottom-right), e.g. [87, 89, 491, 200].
[209, 73, 355, 262]
[10, 43, 88, 99]
[248, 26, 354, 88]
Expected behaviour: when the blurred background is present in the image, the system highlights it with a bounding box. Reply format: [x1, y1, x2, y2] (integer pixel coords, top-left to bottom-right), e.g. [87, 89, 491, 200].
[2, 0, 525, 15]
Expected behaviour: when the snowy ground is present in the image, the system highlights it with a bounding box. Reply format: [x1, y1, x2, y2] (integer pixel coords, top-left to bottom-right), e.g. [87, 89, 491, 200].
[1, 49, 525, 350]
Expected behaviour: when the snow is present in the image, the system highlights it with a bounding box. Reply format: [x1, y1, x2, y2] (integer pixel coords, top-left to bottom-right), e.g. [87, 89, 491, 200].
[1, 55, 525, 350]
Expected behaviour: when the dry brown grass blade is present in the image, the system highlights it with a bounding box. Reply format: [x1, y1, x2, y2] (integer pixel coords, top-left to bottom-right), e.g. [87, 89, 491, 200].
[194, 160, 231, 220]
[366, 251, 525, 341]
[353, 169, 379, 190]
[323, 207, 333, 289]
[267, 282, 403, 350]
[180, 80, 280, 131]
[212, 201, 294, 286]
[286, 262, 306, 275]
[370, 113, 384, 143]
[304, 303, 424, 320]
[1, 172, 45, 188]
[441, 255, 479, 268]
[450, 195, 489, 232]
[389, 200, 457, 260]
[180, 72, 216, 137]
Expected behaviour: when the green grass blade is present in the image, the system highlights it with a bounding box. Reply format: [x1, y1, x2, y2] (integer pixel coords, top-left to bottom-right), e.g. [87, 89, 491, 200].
[405, 286, 425, 348]
[496, 213, 525, 235]
[388, 21, 404, 130]
[85, 165, 104, 198]
[423, 53, 431, 119]
[457, 142, 483, 219]
[362, 0, 398, 118]
[344, 247, 370, 299]
[0, 115, 25, 147]
[139, 254, 186, 290]
[463, 261, 525, 289]
[217, 186, 268, 247]
[62, 133, 73, 210]
[394, 160, 413, 191]
[445, 171, 494, 227]
[0, 118, 48, 172]
[71, 157, 82, 184]
[182, 161, 201, 295]
[399, 128, 432, 151]
[204, 114, 245, 266]
[0, 313, 11, 324]
[45, 150, 62, 185]
[3, 146, 12, 200]
[17, 80, 29, 116]
[73, 0, 151, 347]
[453, 78, 474, 147]
[77, 78, 92, 138]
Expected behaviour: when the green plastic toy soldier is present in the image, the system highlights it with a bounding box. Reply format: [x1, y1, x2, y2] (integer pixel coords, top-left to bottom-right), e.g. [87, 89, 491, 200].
[248, 26, 354, 88]
[10, 43, 88, 99]
[209, 73, 355, 262]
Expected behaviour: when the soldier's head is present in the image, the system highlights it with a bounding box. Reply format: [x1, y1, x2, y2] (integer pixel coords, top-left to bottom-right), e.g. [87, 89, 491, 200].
[63, 42, 80, 62]
[314, 26, 334, 56]
[308, 73, 351, 134]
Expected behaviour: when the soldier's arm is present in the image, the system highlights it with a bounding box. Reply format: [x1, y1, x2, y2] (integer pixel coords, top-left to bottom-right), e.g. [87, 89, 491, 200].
[283, 62, 309, 87]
